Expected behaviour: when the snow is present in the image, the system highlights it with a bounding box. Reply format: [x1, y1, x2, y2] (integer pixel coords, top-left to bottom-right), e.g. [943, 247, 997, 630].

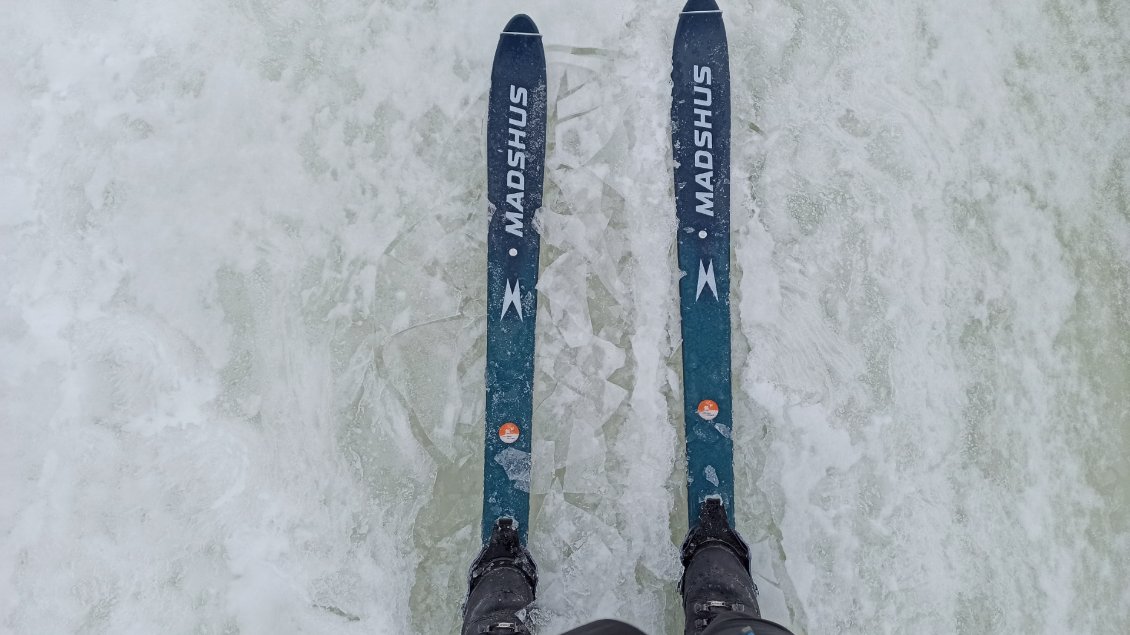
[2, 1, 1129, 634]
[495, 447, 532, 493]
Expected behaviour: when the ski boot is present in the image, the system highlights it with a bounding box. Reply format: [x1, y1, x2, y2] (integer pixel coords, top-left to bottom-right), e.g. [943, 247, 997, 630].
[679, 498, 760, 635]
[462, 518, 538, 635]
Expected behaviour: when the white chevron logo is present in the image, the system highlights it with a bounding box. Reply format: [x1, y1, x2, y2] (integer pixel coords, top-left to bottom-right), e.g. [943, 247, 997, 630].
[696, 260, 718, 301]
[501, 279, 523, 319]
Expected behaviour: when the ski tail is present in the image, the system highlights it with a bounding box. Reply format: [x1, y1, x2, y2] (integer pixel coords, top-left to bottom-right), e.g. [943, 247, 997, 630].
[672, 0, 734, 529]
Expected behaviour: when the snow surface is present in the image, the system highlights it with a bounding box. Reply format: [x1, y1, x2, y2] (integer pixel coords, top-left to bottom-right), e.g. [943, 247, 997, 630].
[2, 1, 1129, 634]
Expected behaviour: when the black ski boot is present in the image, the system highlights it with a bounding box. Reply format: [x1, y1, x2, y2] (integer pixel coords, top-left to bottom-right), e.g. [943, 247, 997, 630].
[462, 518, 538, 635]
[679, 498, 760, 635]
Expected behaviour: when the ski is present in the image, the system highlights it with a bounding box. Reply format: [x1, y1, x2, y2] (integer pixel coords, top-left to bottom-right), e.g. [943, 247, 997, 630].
[671, 0, 736, 530]
[480, 14, 546, 553]
[463, 17, 545, 634]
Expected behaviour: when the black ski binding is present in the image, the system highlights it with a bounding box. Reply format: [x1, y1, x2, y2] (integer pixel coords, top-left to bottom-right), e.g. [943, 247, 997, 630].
[467, 517, 538, 597]
[680, 498, 752, 576]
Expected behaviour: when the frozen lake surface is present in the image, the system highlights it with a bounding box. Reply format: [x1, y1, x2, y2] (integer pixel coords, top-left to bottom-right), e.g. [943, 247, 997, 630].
[2, 1, 1128, 633]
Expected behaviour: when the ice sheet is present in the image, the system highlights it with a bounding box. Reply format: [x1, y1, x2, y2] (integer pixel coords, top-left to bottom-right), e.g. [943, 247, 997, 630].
[2, 1, 1128, 634]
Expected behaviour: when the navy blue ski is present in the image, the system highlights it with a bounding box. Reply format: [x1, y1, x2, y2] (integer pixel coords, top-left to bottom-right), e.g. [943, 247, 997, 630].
[481, 14, 546, 546]
[672, 0, 735, 529]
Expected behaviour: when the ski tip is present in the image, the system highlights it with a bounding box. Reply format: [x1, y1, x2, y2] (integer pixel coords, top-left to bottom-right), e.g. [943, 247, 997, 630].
[502, 14, 540, 36]
[681, 0, 721, 13]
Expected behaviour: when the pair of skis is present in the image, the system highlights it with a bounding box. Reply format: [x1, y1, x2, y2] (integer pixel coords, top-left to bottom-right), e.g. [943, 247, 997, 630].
[468, 0, 740, 610]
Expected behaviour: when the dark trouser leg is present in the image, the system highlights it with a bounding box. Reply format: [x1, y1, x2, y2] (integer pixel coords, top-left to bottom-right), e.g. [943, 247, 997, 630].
[559, 618, 648, 635]
[700, 611, 796, 635]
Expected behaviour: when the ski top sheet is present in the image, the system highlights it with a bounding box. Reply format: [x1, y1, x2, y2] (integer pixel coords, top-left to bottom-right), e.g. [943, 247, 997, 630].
[672, 0, 734, 529]
[482, 14, 547, 547]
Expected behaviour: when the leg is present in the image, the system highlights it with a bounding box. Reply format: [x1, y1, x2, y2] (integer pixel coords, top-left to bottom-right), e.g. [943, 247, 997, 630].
[560, 618, 648, 635]
[700, 612, 796, 635]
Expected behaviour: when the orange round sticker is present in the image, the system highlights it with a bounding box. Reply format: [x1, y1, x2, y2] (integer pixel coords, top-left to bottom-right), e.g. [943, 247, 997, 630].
[498, 422, 520, 444]
[697, 399, 719, 421]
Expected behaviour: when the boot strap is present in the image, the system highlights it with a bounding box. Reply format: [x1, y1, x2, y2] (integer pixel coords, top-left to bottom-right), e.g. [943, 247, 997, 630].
[695, 600, 746, 614]
[480, 622, 527, 634]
